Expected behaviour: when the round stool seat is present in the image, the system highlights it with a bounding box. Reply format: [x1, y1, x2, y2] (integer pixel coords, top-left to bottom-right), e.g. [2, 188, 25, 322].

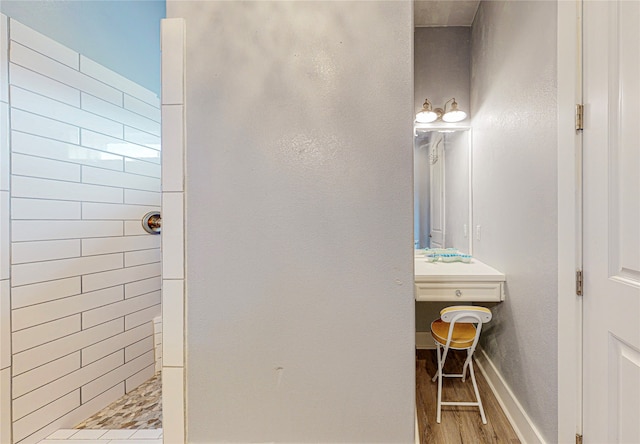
[430, 318, 477, 349]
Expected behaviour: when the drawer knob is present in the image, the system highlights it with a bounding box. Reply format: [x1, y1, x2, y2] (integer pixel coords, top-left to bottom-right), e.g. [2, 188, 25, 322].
[455, 289, 462, 297]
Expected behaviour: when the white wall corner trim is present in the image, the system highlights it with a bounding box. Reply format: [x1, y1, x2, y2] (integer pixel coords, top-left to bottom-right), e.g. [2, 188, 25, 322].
[475, 348, 547, 444]
[160, 17, 186, 444]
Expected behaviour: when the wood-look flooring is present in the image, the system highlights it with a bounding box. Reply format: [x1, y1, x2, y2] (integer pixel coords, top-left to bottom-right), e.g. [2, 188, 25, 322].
[416, 349, 520, 444]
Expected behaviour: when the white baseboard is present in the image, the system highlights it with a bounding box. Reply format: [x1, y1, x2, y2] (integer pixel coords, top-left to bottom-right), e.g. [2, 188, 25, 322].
[415, 332, 436, 350]
[415, 405, 420, 444]
[474, 348, 547, 444]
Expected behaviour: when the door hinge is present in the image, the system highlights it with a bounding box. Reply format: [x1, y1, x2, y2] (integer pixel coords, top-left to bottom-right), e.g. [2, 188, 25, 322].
[576, 433, 583, 444]
[576, 270, 583, 296]
[576, 104, 584, 131]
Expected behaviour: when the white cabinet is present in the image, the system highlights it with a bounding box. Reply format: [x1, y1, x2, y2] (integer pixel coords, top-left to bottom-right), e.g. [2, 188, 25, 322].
[414, 258, 505, 302]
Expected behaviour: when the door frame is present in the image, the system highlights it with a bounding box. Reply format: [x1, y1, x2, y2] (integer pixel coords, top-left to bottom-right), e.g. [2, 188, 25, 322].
[557, 1, 583, 443]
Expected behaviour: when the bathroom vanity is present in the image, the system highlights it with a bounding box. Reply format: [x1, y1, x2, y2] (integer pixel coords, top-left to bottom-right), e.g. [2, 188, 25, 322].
[413, 126, 506, 303]
[414, 257, 505, 302]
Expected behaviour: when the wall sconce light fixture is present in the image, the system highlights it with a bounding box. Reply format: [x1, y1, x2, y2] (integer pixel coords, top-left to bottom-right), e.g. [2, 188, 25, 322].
[416, 97, 467, 123]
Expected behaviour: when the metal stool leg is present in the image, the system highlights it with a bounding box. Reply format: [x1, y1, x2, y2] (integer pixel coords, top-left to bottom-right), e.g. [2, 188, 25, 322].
[461, 348, 472, 382]
[468, 358, 487, 424]
[435, 344, 444, 424]
[431, 343, 441, 382]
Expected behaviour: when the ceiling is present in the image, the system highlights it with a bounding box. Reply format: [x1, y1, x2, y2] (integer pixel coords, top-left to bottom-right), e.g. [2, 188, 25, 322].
[414, 0, 481, 27]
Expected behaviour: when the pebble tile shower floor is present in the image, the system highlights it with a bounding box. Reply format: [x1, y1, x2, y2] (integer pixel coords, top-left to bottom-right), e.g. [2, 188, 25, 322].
[75, 374, 162, 429]
[38, 375, 162, 443]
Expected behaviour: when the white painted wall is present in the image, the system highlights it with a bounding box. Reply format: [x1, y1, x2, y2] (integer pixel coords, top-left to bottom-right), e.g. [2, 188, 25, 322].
[167, 1, 415, 442]
[1, 12, 12, 444]
[414, 27, 470, 121]
[3, 19, 162, 444]
[470, 1, 558, 441]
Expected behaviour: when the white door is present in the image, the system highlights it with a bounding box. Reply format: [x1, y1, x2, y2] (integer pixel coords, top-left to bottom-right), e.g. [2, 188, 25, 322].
[583, 1, 640, 442]
[429, 135, 445, 248]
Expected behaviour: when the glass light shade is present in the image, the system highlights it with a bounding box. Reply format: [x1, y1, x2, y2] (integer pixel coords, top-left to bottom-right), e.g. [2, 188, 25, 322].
[442, 109, 467, 122]
[442, 99, 467, 123]
[416, 110, 438, 123]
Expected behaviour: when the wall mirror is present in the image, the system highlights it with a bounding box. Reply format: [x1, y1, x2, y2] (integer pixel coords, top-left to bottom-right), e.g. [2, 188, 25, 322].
[414, 127, 472, 255]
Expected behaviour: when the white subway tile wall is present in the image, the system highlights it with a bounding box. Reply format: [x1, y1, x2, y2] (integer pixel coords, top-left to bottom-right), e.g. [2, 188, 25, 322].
[125, 335, 154, 364]
[1, 103, 11, 189]
[0, 191, 9, 279]
[5, 18, 162, 444]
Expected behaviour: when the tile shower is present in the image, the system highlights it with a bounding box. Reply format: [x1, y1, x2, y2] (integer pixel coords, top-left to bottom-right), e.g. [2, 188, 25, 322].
[0, 15, 162, 444]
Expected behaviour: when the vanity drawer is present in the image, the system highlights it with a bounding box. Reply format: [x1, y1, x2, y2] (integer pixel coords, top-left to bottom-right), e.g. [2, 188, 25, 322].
[414, 281, 503, 302]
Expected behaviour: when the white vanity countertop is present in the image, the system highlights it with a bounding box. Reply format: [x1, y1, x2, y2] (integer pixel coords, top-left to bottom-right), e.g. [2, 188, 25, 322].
[414, 257, 505, 283]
